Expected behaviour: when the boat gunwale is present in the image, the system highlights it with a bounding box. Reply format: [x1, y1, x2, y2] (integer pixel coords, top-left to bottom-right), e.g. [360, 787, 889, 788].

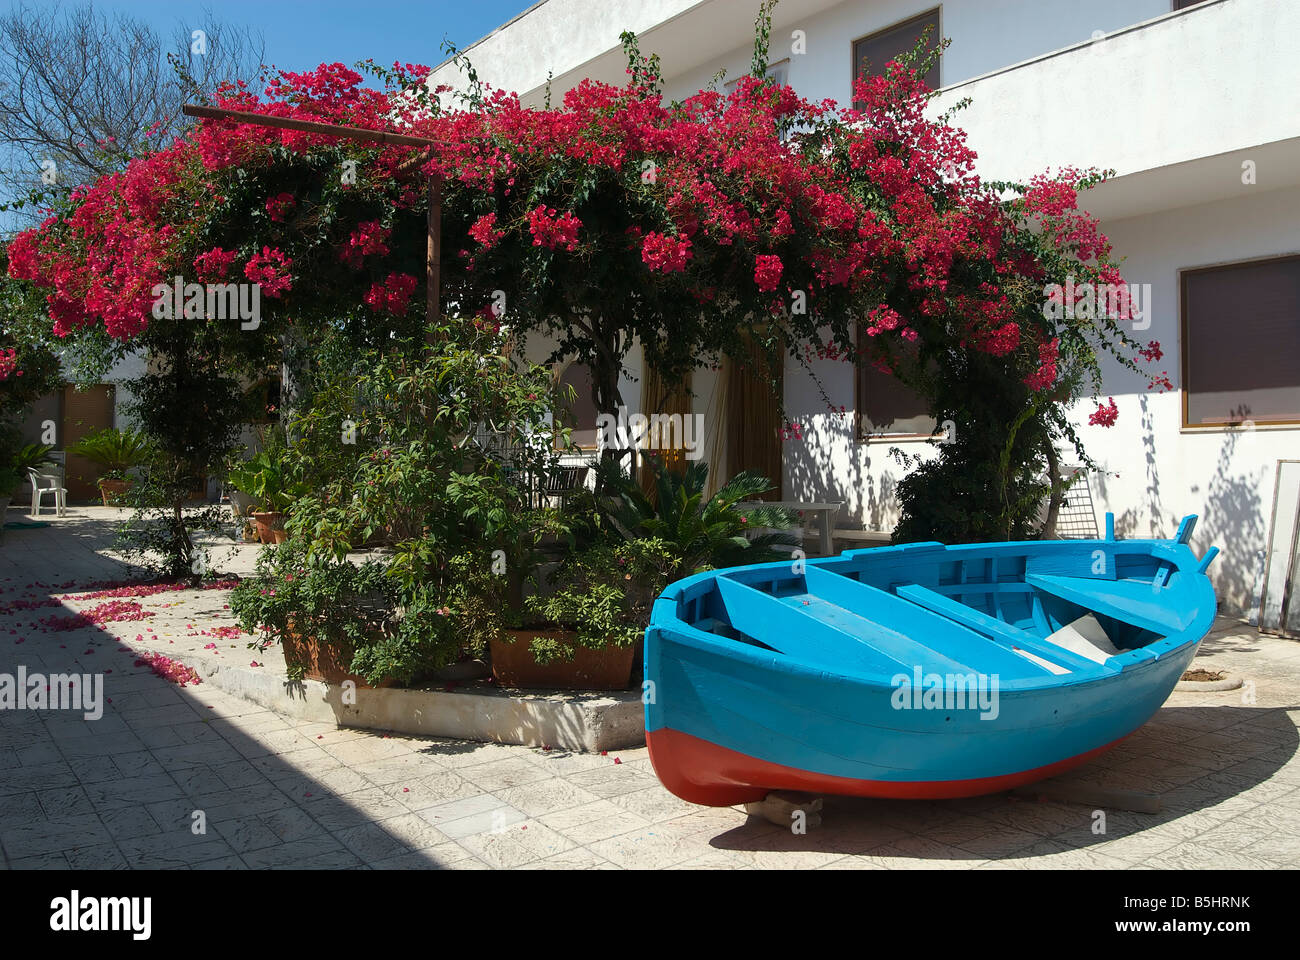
[648, 538, 1217, 694]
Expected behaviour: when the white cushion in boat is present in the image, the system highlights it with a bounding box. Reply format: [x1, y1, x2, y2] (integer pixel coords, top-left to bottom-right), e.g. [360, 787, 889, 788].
[1043, 615, 1122, 664]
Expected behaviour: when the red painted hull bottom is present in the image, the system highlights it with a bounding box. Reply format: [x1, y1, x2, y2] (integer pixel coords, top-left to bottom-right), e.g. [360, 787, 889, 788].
[645, 727, 1128, 806]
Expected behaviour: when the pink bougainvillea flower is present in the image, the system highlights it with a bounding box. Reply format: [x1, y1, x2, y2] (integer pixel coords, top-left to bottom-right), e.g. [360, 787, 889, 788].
[1088, 397, 1119, 427]
[641, 231, 692, 273]
[527, 205, 582, 251]
[0, 348, 22, 382]
[1024, 338, 1060, 391]
[753, 254, 783, 292]
[265, 191, 296, 222]
[363, 271, 418, 315]
[338, 220, 391, 268]
[468, 211, 505, 248]
[193, 246, 239, 281]
[244, 246, 294, 298]
[136, 652, 202, 686]
[1138, 340, 1163, 363]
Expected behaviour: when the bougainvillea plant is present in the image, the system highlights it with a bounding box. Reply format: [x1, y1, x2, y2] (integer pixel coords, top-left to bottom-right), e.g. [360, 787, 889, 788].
[6, 1, 1167, 540]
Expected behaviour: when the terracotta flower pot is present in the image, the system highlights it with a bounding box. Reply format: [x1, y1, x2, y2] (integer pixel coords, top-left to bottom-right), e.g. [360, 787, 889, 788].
[281, 620, 392, 688]
[489, 628, 636, 690]
[98, 478, 133, 505]
[251, 511, 284, 544]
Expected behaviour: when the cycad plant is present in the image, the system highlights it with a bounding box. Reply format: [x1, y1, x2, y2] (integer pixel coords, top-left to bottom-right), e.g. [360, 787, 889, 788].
[0, 429, 54, 496]
[66, 428, 153, 480]
[12, 442, 54, 472]
[596, 457, 799, 575]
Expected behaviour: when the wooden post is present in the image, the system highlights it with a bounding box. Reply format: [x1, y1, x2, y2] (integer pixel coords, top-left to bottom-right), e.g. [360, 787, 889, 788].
[427, 175, 442, 344]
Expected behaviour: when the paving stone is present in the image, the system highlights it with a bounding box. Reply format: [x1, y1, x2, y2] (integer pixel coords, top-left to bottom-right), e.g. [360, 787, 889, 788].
[1, 813, 114, 858]
[258, 806, 330, 844]
[63, 842, 130, 870]
[538, 799, 652, 845]
[191, 855, 249, 869]
[7, 851, 71, 869]
[370, 844, 484, 869]
[456, 819, 575, 868]
[496, 777, 604, 818]
[241, 836, 353, 868]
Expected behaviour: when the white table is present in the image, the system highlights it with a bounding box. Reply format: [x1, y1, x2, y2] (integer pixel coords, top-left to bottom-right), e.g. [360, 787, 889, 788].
[741, 501, 843, 557]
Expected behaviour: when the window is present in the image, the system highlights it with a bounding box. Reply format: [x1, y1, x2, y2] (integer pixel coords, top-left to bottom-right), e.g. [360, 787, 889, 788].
[1181, 255, 1300, 428]
[856, 342, 937, 439]
[725, 58, 790, 95]
[852, 8, 941, 107]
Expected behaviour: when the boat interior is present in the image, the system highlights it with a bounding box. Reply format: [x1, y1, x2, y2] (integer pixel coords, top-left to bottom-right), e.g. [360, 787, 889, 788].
[666, 517, 1217, 684]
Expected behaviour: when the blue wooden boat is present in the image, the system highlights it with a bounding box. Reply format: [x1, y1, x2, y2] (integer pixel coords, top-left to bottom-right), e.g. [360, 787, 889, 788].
[644, 514, 1219, 806]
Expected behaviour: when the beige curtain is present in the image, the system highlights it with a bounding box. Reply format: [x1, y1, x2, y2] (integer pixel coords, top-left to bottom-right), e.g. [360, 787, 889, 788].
[721, 335, 784, 501]
[637, 359, 693, 498]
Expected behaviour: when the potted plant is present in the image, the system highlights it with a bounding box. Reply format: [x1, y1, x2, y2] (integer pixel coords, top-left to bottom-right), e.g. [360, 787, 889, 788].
[227, 449, 309, 543]
[230, 540, 481, 688]
[66, 427, 153, 504]
[230, 541, 399, 686]
[232, 321, 576, 689]
[489, 538, 675, 690]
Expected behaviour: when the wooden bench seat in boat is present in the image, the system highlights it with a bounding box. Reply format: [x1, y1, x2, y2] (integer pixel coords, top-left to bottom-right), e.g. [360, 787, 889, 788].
[714, 570, 1085, 681]
[892, 583, 1118, 676]
[1023, 573, 1187, 635]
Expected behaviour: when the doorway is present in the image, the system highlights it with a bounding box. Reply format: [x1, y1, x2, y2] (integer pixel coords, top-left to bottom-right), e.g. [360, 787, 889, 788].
[61, 384, 116, 501]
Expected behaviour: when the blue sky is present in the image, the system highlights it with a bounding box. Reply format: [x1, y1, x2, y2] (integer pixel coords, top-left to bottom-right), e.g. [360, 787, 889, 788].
[4, 0, 537, 75]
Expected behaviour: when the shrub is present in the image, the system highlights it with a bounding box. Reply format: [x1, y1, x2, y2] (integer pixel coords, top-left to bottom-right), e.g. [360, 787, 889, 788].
[230, 319, 575, 685]
[521, 537, 678, 663]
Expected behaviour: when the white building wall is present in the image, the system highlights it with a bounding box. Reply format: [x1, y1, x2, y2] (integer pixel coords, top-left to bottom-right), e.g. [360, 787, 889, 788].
[777, 183, 1300, 617]
[1074, 184, 1300, 617]
[662, 0, 1178, 107]
[431, 0, 1184, 107]
[105, 351, 146, 430]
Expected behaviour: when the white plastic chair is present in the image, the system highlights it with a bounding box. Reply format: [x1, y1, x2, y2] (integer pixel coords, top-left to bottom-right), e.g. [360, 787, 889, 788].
[28, 467, 67, 517]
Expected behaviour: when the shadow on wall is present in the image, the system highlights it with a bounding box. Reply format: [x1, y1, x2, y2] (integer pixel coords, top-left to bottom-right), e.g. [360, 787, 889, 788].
[1096, 394, 1265, 617]
[1097, 393, 1167, 540]
[1197, 427, 1267, 618]
[781, 409, 914, 533]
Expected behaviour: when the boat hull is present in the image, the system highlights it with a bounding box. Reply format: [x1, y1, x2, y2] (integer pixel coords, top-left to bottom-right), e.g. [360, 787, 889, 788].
[646, 727, 1131, 806]
[645, 621, 1200, 806]
[644, 529, 1217, 807]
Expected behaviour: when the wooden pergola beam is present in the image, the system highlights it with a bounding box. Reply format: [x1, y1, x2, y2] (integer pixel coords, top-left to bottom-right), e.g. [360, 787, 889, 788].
[181, 103, 444, 340]
[181, 104, 438, 148]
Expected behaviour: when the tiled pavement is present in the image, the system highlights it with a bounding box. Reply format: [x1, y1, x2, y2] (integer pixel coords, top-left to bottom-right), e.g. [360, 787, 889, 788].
[1, 506, 1299, 869]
